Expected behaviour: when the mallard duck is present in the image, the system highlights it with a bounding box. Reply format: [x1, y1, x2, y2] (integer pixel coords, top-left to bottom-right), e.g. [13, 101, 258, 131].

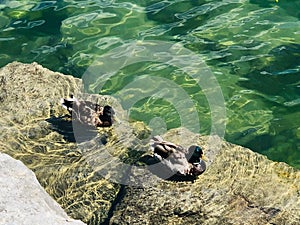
[187, 145, 206, 176]
[60, 95, 78, 113]
[60, 96, 115, 127]
[150, 136, 206, 177]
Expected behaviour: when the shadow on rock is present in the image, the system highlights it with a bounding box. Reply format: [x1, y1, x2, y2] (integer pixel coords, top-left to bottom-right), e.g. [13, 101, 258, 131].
[46, 116, 101, 143]
[138, 155, 198, 183]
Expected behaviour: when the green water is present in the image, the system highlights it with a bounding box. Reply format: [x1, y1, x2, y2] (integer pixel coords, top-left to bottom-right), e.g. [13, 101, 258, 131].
[0, 0, 299, 168]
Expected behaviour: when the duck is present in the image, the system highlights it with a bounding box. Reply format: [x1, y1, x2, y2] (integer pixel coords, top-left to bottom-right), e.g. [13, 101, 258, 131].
[187, 145, 206, 176]
[150, 136, 206, 177]
[60, 94, 78, 114]
[60, 95, 115, 127]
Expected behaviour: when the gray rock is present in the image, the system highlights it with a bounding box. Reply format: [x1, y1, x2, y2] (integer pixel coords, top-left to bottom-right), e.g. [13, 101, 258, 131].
[0, 153, 86, 225]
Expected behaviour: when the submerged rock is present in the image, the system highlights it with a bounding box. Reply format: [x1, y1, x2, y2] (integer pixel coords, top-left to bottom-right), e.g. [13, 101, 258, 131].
[0, 62, 299, 225]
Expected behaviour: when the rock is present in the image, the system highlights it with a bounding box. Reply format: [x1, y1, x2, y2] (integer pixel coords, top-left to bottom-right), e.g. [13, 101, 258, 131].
[0, 61, 82, 124]
[0, 62, 144, 224]
[0, 152, 86, 225]
[0, 62, 300, 225]
[110, 128, 300, 225]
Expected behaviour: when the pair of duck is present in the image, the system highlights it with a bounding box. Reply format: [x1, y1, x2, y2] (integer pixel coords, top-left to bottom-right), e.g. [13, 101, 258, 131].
[60, 95, 114, 127]
[61, 96, 205, 178]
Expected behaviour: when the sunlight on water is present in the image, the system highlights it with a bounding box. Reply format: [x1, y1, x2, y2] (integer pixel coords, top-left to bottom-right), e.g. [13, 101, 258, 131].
[0, 0, 299, 166]
[0, 2, 299, 221]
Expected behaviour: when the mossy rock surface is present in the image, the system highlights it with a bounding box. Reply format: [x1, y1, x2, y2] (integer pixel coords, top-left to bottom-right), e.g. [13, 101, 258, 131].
[0, 62, 299, 225]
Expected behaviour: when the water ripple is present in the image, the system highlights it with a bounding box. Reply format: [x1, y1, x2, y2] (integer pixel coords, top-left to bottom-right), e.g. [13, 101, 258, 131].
[31, 1, 57, 11]
[0, 0, 299, 174]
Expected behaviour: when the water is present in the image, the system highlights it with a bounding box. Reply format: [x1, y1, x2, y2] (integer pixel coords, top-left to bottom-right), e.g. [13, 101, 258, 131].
[0, 0, 299, 170]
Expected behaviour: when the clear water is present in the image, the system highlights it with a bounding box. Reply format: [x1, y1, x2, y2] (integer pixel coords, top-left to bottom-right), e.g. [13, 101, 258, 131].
[0, 0, 299, 169]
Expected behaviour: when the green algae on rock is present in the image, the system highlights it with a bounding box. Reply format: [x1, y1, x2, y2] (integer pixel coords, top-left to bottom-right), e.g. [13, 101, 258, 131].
[110, 128, 300, 225]
[0, 62, 123, 224]
[0, 62, 151, 224]
[0, 62, 299, 225]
